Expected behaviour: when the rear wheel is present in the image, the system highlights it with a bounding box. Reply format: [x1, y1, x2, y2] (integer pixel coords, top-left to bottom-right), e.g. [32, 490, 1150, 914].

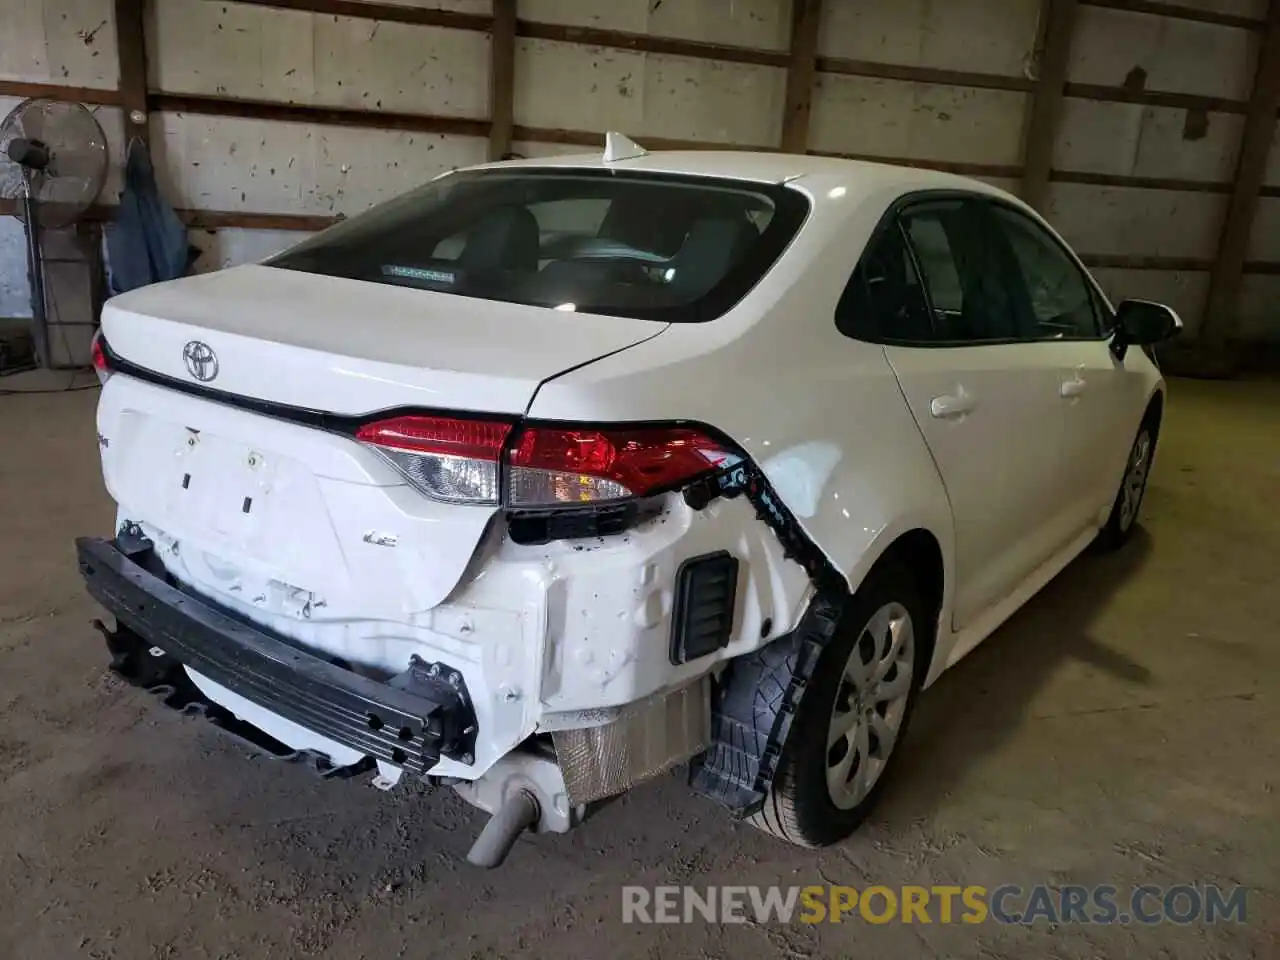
[749, 564, 928, 847]
[1096, 422, 1155, 552]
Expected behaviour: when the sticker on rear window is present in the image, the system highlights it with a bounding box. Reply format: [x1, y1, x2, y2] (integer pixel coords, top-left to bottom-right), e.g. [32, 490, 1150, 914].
[382, 264, 456, 285]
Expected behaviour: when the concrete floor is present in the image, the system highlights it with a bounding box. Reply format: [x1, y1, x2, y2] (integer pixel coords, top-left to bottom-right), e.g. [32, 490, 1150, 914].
[0, 377, 1275, 958]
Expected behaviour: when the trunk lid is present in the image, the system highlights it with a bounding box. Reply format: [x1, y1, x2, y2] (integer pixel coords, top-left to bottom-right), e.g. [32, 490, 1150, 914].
[97, 266, 666, 630]
[102, 264, 665, 415]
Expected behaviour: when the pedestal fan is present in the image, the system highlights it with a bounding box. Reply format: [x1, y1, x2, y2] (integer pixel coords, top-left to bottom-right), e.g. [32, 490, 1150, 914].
[0, 97, 109, 370]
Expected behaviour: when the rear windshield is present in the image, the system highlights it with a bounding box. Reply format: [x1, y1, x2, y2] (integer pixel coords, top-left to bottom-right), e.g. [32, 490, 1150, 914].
[268, 168, 809, 322]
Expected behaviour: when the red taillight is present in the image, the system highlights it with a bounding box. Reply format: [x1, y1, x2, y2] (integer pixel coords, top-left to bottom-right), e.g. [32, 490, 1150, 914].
[356, 415, 739, 509]
[91, 332, 112, 383]
[356, 415, 514, 504]
[507, 425, 736, 507]
[355, 415, 512, 461]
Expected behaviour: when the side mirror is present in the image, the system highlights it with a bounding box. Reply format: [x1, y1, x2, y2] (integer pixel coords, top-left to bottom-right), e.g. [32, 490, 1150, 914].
[1111, 299, 1182, 360]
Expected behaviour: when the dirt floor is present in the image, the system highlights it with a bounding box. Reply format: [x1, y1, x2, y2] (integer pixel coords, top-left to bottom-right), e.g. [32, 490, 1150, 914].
[0, 374, 1275, 959]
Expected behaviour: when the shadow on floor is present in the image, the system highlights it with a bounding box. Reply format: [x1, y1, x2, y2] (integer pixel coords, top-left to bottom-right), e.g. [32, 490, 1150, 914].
[878, 527, 1156, 825]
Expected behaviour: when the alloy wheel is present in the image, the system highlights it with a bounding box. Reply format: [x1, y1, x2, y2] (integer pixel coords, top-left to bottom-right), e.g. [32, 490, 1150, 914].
[1118, 430, 1152, 532]
[826, 601, 914, 810]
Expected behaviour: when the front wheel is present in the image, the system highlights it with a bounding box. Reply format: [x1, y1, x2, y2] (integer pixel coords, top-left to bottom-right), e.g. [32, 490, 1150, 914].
[749, 563, 928, 847]
[1096, 422, 1155, 552]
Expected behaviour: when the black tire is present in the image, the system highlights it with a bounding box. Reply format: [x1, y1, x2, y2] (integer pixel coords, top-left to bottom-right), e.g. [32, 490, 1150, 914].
[1095, 420, 1156, 553]
[749, 563, 929, 847]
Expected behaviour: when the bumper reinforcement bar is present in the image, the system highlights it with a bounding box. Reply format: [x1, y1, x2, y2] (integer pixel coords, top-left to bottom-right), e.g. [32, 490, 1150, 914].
[76, 532, 477, 776]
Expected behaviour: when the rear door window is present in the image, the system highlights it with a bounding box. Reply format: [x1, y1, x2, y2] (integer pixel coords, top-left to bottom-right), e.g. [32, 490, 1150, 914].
[836, 222, 934, 342]
[900, 199, 1023, 343]
[270, 170, 809, 322]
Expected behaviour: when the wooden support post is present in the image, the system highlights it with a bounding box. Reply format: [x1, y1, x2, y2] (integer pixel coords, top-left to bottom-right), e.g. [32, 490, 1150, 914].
[1202, 0, 1280, 347]
[488, 0, 516, 160]
[114, 0, 150, 148]
[1020, 0, 1079, 212]
[780, 0, 822, 154]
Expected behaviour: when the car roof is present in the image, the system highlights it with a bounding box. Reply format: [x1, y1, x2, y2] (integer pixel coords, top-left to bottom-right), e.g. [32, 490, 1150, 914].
[472, 148, 1015, 206]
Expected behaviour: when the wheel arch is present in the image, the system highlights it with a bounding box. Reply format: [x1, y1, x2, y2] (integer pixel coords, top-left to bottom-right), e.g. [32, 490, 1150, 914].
[847, 526, 947, 687]
[1144, 387, 1165, 438]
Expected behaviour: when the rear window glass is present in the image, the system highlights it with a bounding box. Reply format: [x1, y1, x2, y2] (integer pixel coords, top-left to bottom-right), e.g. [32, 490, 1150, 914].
[268, 168, 809, 322]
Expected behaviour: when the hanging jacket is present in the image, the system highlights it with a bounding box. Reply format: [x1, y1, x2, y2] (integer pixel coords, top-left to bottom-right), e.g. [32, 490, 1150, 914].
[105, 139, 188, 294]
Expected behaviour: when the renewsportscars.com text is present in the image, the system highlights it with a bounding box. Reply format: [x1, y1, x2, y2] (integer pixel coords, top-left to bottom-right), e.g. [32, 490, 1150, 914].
[622, 884, 1248, 926]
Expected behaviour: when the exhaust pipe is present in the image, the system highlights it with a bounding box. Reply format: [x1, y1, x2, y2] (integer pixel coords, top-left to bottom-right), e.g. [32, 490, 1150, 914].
[466, 789, 540, 868]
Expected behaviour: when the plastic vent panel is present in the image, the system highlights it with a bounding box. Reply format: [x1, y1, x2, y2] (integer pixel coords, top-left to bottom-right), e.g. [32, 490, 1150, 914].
[669, 551, 740, 664]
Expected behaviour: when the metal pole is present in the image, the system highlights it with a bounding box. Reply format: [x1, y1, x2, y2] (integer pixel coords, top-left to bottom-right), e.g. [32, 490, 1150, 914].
[21, 176, 51, 370]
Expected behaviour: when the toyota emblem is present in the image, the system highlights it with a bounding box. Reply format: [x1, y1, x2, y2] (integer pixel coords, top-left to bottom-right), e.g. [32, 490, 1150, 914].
[182, 341, 218, 382]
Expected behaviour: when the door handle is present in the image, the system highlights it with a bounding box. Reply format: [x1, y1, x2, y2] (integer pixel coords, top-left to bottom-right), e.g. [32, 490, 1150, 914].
[1060, 376, 1088, 398]
[930, 391, 976, 419]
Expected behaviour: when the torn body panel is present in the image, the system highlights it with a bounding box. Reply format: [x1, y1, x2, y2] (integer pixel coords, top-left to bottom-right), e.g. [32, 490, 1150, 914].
[685, 459, 851, 817]
[96, 370, 815, 786]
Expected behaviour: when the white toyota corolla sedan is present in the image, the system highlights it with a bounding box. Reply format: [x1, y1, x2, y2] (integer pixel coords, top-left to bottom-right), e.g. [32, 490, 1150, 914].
[79, 136, 1180, 866]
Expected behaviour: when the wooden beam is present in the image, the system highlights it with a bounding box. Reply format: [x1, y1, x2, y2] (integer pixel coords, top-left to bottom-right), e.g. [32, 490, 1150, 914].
[0, 80, 122, 106]
[1021, 0, 1081, 211]
[818, 57, 1034, 93]
[1050, 170, 1233, 194]
[806, 149, 1021, 181]
[218, 0, 491, 32]
[114, 0, 150, 146]
[0, 196, 339, 231]
[516, 20, 788, 67]
[0, 197, 114, 220]
[149, 92, 490, 138]
[1078, 253, 1214, 271]
[512, 125, 754, 152]
[488, 0, 516, 160]
[1202, 1, 1280, 346]
[1063, 82, 1248, 114]
[780, 0, 823, 153]
[181, 208, 339, 231]
[1080, 0, 1265, 32]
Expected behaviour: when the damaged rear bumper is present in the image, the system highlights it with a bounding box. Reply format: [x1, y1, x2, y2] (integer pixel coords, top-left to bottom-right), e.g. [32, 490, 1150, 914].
[76, 532, 478, 776]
